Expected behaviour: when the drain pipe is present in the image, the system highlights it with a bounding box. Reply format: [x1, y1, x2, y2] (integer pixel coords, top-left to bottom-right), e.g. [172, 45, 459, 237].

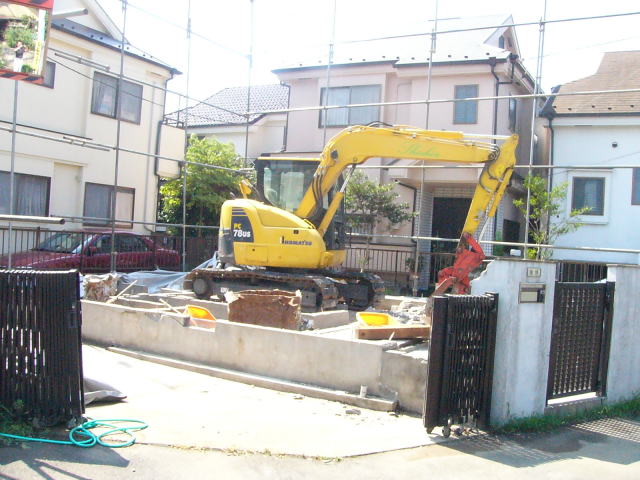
[488, 55, 516, 249]
[280, 81, 291, 152]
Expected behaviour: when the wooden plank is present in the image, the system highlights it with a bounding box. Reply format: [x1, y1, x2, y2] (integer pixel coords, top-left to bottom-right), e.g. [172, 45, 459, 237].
[355, 324, 430, 340]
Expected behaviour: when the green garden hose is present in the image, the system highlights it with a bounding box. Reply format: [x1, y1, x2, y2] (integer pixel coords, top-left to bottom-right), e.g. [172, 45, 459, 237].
[0, 418, 148, 448]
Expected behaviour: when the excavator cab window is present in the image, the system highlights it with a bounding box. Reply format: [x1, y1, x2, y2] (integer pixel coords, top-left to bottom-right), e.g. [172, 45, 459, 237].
[255, 158, 319, 212]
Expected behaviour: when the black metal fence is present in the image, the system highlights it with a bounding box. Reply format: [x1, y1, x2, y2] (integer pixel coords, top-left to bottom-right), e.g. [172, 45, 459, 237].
[0, 269, 84, 426]
[344, 246, 456, 293]
[423, 293, 499, 436]
[0, 226, 218, 273]
[547, 282, 615, 400]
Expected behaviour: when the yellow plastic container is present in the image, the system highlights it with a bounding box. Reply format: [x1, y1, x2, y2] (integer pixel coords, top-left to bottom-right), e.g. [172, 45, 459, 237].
[356, 312, 397, 326]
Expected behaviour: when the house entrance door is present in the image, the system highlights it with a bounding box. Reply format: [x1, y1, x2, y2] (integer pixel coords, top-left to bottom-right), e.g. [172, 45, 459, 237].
[431, 197, 471, 252]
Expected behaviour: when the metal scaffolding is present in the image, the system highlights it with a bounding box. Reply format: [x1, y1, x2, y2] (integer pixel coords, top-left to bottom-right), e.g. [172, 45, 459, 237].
[2, 1, 640, 272]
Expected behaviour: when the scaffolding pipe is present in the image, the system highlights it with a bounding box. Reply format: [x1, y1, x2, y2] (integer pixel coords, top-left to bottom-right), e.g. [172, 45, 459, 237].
[0, 215, 65, 224]
[524, 1, 548, 256]
[109, 0, 128, 273]
[243, 0, 255, 166]
[7, 82, 18, 269]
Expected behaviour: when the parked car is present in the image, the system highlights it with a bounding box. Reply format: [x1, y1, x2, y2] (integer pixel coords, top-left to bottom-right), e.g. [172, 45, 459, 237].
[0, 231, 181, 273]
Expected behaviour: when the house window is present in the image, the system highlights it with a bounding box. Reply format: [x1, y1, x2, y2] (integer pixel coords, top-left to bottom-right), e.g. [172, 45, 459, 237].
[0, 171, 50, 216]
[508, 97, 517, 132]
[499, 36, 505, 49]
[632, 168, 640, 205]
[83, 182, 135, 228]
[91, 72, 143, 124]
[454, 85, 478, 124]
[40, 61, 56, 88]
[319, 85, 381, 127]
[572, 177, 604, 215]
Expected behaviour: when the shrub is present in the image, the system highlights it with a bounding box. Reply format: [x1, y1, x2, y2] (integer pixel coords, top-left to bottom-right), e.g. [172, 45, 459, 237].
[5, 24, 35, 49]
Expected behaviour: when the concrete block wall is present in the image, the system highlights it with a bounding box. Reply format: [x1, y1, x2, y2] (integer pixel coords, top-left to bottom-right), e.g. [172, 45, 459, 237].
[81, 301, 427, 413]
[605, 265, 640, 403]
[470, 259, 557, 426]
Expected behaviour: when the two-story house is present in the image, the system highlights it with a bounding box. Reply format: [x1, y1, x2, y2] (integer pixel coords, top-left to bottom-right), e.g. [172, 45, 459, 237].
[542, 50, 640, 265]
[0, 0, 184, 247]
[272, 15, 537, 291]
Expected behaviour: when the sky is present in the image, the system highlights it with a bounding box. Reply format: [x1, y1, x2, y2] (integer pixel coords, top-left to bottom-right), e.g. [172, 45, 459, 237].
[96, 0, 640, 113]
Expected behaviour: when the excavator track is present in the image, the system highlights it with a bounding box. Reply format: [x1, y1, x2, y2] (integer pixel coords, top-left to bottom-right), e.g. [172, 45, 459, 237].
[184, 268, 384, 312]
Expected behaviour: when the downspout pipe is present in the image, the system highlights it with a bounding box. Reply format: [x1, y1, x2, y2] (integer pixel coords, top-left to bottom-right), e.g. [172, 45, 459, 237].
[488, 55, 516, 247]
[280, 81, 291, 152]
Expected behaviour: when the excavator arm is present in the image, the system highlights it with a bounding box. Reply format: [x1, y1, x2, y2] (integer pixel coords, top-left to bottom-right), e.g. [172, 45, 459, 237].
[293, 125, 518, 293]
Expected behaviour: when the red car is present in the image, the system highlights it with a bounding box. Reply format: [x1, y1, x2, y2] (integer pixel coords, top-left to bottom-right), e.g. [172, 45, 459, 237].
[0, 231, 181, 273]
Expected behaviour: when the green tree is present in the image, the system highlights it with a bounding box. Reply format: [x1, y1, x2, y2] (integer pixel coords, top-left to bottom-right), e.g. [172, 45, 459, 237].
[159, 136, 244, 234]
[513, 174, 588, 260]
[344, 171, 415, 269]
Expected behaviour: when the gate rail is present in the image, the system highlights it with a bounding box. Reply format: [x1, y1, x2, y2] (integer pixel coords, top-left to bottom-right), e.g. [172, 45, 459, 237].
[0, 269, 84, 426]
[423, 293, 498, 435]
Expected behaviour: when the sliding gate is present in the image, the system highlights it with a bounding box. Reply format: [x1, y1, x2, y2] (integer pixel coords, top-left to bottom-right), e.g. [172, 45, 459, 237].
[547, 282, 615, 400]
[0, 270, 84, 426]
[423, 293, 498, 436]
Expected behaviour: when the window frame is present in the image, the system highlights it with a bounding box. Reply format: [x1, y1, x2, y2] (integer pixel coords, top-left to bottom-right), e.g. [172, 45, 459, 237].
[91, 72, 143, 124]
[632, 168, 640, 205]
[453, 84, 479, 125]
[567, 171, 609, 224]
[0, 171, 50, 216]
[83, 182, 135, 229]
[318, 84, 381, 128]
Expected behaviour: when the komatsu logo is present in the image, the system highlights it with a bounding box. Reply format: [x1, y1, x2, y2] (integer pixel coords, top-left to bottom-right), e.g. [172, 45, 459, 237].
[281, 238, 312, 246]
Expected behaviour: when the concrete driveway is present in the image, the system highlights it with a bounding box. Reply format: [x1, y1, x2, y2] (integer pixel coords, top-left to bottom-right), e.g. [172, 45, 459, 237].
[1, 345, 639, 479]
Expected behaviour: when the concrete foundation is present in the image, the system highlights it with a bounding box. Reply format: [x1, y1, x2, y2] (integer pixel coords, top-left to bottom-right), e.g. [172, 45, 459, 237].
[81, 298, 428, 413]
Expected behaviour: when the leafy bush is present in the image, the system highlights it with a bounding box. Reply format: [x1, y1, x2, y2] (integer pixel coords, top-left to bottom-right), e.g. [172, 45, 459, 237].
[5, 24, 35, 49]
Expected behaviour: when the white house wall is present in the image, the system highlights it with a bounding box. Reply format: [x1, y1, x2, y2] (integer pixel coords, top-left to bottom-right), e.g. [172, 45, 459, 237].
[0, 6, 182, 236]
[550, 118, 640, 264]
[192, 113, 287, 161]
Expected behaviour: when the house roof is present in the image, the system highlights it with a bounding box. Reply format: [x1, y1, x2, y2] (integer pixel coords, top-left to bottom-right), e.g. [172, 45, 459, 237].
[549, 51, 640, 116]
[273, 15, 517, 72]
[165, 84, 290, 128]
[52, 18, 179, 74]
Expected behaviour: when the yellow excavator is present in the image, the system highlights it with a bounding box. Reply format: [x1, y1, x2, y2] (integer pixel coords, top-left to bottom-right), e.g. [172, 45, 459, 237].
[185, 124, 518, 311]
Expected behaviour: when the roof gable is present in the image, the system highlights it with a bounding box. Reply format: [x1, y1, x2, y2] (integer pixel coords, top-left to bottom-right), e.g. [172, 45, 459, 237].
[52, 0, 120, 38]
[551, 51, 640, 116]
[274, 14, 518, 71]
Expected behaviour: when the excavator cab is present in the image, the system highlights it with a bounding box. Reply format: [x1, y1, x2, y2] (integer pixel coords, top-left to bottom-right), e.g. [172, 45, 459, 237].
[255, 158, 319, 212]
[254, 157, 348, 252]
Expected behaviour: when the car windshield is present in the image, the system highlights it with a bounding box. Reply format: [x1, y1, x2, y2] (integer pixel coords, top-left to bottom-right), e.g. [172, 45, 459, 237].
[35, 232, 86, 253]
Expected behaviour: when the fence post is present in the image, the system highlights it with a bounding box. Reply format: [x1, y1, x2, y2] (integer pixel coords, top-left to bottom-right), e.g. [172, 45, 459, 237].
[480, 292, 499, 428]
[597, 282, 615, 397]
[423, 295, 448, 433]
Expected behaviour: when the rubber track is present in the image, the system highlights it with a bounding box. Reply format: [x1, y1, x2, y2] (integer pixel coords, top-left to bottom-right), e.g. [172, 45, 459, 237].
[188, 268, 385, 311]
[189, 268, 339, 311]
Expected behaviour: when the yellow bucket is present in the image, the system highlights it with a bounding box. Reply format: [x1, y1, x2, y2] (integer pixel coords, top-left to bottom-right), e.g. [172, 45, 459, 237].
[356, 312, 396, 326]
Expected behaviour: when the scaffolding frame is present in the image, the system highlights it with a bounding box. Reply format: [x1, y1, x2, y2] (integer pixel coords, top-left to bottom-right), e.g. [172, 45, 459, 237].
[3, 1, 640, 271]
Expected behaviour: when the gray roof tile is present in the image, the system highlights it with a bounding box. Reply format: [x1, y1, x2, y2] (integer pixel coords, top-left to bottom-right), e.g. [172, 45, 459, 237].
[166, 84, 289, 127]
[552, 51, 640, 115]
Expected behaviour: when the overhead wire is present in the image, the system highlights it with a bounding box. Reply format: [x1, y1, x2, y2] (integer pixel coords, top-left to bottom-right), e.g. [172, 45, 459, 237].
[4, 1, 639, 259]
